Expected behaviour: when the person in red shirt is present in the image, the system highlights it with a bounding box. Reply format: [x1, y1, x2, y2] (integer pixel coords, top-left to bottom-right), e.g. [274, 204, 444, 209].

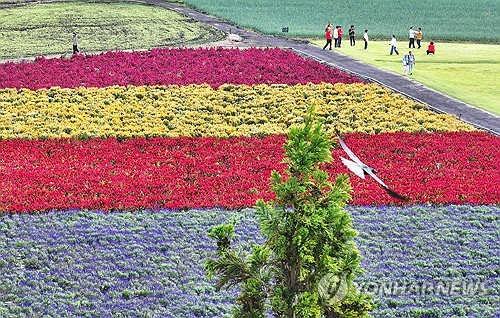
[337, 26, 344, 48]
[427, 41, 435, 55]
[323, 23, 333, 50]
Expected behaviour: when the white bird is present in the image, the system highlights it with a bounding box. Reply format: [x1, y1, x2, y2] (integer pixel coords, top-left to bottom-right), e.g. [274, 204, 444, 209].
[338, 136, 408, 201]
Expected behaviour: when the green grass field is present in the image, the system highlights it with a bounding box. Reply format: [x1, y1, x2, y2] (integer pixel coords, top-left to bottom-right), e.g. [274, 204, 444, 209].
[311, 40, 500, 115]
[0, 1, 224, 59]
[178, 0, 500, 43]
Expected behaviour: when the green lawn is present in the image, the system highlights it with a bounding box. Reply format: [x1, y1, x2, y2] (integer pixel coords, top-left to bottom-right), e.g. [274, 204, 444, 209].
[311, 39, 500, 115]
[0, 1, 224, 59]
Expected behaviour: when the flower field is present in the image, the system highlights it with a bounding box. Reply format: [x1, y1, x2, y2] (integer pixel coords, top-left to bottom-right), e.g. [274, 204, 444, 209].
[0, 206, 498, 317]
[0, 132, 498, 213]
[0, 48, 359, 90]
[0, 47, 499, 317]
[0, 83, 475, 140]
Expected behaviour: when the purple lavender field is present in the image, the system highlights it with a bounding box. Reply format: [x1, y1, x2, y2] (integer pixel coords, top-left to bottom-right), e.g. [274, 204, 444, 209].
[0, 205, 498, 317]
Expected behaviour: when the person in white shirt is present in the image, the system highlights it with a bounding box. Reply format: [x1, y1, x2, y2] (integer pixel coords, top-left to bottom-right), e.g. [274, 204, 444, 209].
[363, 29, 368, 49]
[408, 26, 416, 48]
[72, 32, 79, 54]
[333, 26, 339, 48]
[389, 35, 399, 55]
[403, 51, 416, 74]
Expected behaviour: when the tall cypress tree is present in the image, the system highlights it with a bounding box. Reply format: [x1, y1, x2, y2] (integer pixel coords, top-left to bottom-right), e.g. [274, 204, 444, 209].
[206, 109, 372, 317]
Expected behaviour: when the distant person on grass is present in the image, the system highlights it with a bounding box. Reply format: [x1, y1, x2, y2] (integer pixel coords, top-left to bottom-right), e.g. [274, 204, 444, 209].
[323, 22, 333, 50]
[363, 29, 369, 49]
[389, 35, 399, 55]
[427, 41, 435, 55]
[416, 27, 423, 48]
[403, 51, 416, 75]
[337, 26, 343, 47]
[72, 32, 79, 54]
[349, 25, 355, 46]
[409, 26, 416, 48]
[334, 25, 339, 48]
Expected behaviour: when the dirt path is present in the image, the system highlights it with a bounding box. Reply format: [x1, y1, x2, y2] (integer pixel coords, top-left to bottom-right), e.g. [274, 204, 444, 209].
[2, 0, 499, 134]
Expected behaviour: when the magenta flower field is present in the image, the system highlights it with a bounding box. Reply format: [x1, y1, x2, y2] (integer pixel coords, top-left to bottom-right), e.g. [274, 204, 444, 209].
[0, 47, 361, 90]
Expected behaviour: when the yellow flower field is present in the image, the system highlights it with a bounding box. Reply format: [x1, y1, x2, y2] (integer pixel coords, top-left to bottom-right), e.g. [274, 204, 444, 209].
[0, 83, 474, 139]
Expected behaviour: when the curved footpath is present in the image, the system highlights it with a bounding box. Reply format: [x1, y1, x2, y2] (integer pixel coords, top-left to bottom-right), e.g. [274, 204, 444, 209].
[139, 0, 499, 135]
[2, 0, 499, 134]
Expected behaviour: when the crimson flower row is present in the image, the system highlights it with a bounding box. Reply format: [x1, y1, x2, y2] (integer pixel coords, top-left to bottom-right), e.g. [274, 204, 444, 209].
[0, 132, 498, 213]
[0, 47, 361, 90]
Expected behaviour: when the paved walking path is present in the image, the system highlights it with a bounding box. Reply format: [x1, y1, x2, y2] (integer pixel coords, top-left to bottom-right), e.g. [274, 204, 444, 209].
[3, 0, 499, 134]
[142, 0, 499, 135]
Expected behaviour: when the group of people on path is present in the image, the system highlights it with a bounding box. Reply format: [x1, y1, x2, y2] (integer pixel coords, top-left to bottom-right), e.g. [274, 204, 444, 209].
[322, 23, 345, 50]
[323, 23, 368, 50]
[324, 23, 436, 75]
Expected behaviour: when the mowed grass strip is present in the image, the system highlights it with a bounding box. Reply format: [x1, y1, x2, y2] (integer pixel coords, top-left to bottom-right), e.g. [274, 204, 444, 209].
[311, 40, 500, 115]
[0, 1, 224, 59]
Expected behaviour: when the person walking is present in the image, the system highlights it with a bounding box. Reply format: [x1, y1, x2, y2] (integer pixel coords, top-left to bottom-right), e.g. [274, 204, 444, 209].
[72, 32, 79, 54]
[408, 26, 416, 48]
[337, 26, 343, 47]
[323, 22, 333, 50]
[349, 25, 356, 46]
[402, 54, 409, 74]
[403, 51, 416, 74]
[389, 35, 399, 55]
[363, 29, 369, 49]
[416, 27, 423, 49]
[333, 25, 339, 48]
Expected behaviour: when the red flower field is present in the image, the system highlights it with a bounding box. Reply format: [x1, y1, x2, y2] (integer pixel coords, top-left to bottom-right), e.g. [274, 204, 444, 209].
[0, 131, 498, 212]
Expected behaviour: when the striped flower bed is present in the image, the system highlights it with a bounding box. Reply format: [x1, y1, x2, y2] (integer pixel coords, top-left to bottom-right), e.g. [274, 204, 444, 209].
[0, 47, 360, 90]
[0, 83, 473, 139]
[0, 47, 498, 317]
[0, 206, 498, 317]
[0, 132, 498, 212]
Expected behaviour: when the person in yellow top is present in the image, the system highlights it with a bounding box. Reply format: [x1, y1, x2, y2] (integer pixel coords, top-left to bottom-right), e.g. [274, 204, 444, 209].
[416, 27, 423, 49]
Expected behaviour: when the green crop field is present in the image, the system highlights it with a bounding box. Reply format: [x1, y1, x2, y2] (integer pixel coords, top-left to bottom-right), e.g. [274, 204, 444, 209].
[177, 0, 500, 43]
[0, 1, 224, 59]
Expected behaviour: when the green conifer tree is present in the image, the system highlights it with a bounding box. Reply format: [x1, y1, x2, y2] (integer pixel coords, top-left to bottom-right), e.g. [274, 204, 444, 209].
[206, 109, 372, 317]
